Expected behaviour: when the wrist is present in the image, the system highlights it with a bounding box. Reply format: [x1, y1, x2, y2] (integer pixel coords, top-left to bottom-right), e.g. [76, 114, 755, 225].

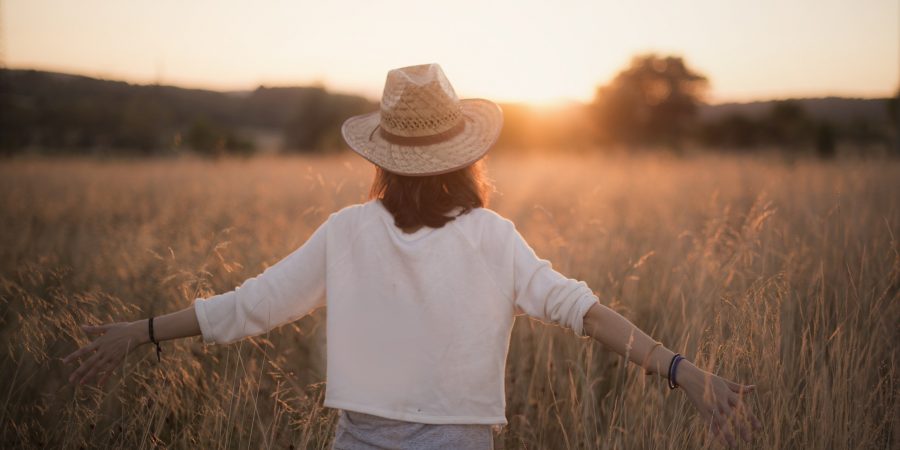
[675, 360, 706, 392]
[128, 320, 151, 346]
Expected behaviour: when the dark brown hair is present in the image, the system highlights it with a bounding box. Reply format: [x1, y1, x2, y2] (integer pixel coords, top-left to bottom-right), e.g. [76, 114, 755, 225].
[368, 160, 492, 231]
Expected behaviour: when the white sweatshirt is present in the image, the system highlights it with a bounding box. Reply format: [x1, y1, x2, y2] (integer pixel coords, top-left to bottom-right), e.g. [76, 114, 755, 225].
[193, 199, 599, 425]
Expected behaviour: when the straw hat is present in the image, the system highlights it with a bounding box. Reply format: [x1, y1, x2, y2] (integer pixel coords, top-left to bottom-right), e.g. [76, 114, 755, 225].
[341, 63, 503, 176]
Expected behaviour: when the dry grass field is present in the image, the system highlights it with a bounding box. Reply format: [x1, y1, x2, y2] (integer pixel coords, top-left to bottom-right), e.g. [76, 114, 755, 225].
[0, 152, 898, 449]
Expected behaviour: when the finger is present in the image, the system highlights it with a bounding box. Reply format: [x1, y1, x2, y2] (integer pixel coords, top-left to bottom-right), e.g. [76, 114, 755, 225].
[750, 411, 763, 431]
[708, 420, 724, 447]
[97, 367, 114, 386]
[718, 401, 733, 419]
[69, 351, 103, 384]
[731, 394, 762, 434]
[708, 417, 726, 444]
[721, 424, 736, 448]
[714, 408, 736, 448]
[727, 393, 740, 407]
[80, 354, 110, 385]
[96, 361, 116, 387]
[62, 341, 99, 365]
[732, 406, 753, 443]
[739, 420, 753, 443]
[709, 419, 732, 449]
[728, 404, 756, 446]
[725, 379, 753, 394]
[70, 351, 103, 384]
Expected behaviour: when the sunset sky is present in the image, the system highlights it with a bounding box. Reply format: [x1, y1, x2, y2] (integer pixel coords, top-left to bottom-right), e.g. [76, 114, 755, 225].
[4, 0, 898, 105]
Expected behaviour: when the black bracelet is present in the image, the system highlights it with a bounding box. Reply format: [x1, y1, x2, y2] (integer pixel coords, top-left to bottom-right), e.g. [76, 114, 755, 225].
[149, 316, 162, 362]
[668, 353, 685, 389]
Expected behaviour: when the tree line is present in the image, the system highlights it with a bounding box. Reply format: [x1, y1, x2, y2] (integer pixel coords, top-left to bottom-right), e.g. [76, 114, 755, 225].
[0, 70, 375, 156]
[589, 54, 897, 157]
[1, 55, 897, 157]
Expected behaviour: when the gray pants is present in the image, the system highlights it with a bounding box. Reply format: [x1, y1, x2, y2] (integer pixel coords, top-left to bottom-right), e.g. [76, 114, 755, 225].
[332, 410, 495, 450]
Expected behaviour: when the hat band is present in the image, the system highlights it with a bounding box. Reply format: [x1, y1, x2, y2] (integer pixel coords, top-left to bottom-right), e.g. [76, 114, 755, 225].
[376, 118, 466, 146]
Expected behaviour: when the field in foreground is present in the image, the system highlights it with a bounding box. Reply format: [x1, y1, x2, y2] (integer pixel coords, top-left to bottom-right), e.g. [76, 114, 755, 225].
[0, 153, 897, 449]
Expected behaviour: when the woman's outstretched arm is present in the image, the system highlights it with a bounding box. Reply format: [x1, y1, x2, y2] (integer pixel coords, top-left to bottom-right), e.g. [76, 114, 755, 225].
[62, 306, 201, 386]
[582, 302, 762, 448]
[62, 214, 334, 387]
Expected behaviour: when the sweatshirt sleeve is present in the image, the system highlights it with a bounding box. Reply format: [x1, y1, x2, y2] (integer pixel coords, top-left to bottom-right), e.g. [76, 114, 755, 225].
[192, 217, 329, 345]
[510, 225, 599, 337]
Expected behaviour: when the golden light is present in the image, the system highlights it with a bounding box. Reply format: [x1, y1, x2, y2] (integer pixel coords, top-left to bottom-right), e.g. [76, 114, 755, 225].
[5, 0, 898, 105]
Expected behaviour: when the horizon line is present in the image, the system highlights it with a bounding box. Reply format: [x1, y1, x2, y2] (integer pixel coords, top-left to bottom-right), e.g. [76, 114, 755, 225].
[5, 64, 897, 107]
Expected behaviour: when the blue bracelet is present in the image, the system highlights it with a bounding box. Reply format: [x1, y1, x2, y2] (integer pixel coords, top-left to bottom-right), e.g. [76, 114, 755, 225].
[668, 354, 685, 389]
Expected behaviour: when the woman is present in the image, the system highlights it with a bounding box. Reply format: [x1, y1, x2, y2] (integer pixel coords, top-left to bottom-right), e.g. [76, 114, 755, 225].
[63, 64, 761, 449]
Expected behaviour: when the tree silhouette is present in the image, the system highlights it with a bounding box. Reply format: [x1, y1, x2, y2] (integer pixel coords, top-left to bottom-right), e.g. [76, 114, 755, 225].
[592, 54, 708, 149]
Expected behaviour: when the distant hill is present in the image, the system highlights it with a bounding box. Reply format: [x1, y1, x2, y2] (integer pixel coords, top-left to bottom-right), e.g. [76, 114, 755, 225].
[0, 69, 376, 153]
[699, 97, 891, 125]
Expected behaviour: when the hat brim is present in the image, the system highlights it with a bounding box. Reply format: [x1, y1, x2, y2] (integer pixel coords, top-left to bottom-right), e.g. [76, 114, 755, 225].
[341, 98, 503, 176]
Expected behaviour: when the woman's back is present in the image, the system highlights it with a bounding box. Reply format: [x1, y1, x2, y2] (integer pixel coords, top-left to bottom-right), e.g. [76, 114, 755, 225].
[193, 199, 599, 425]
[326, 200, 523, 424]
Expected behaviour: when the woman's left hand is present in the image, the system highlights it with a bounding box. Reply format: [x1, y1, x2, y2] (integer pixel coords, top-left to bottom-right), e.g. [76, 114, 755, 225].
[678, 362, 762, 448]
[62, 321, 147, 386]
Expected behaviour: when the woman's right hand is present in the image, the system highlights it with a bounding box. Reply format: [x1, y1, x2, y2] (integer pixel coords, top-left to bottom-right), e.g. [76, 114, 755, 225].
[62, 321, 148, 386]
[677, 362, 762, 448]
